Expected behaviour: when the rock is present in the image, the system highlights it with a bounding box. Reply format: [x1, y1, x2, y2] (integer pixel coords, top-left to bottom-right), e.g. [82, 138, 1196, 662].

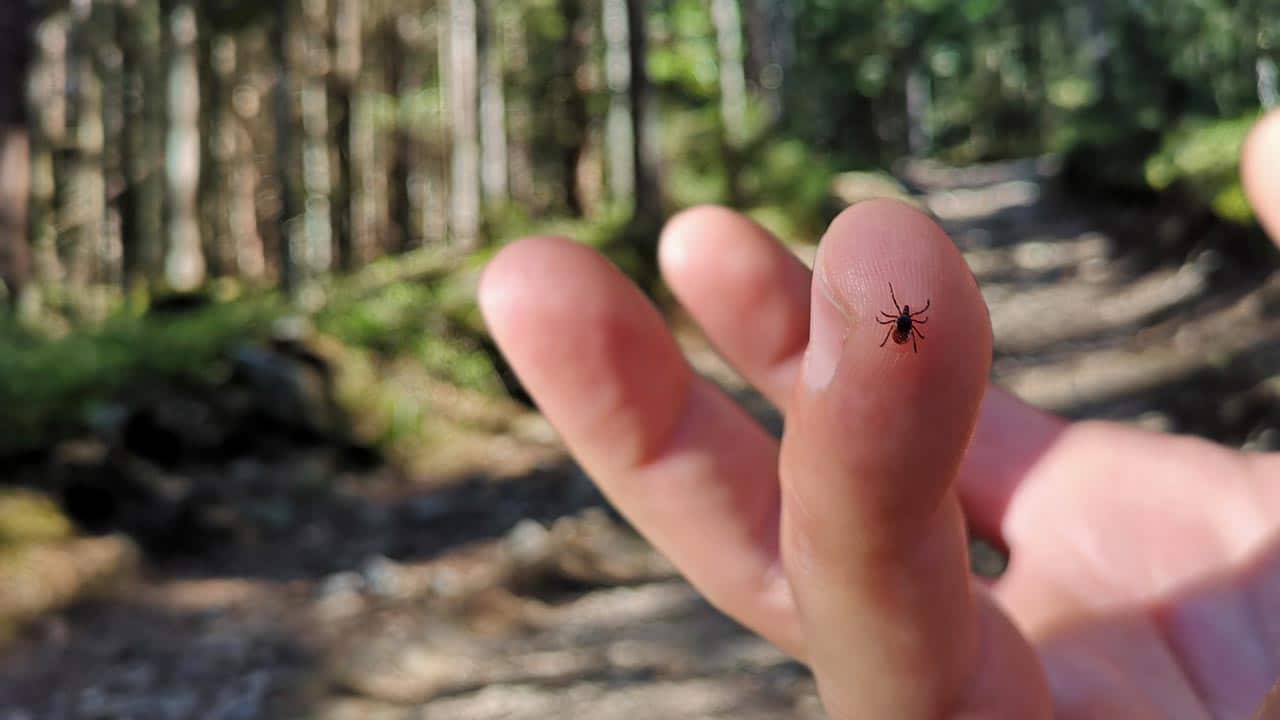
[231, 343, 342, 439]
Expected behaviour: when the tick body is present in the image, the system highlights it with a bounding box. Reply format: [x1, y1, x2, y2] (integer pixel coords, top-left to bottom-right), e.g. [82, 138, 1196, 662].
[876, 283, 930, 353]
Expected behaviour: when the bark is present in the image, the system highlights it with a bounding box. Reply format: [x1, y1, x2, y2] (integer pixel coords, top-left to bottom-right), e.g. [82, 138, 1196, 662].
[272, 2, 299, 295]
[602, 0, 634, 203]
[478, 0, 508, 204]
[164, 1, 205, 291]
[626, 0, 659, 219]
[331, 0, 360, 270]
[449, 0, 481, 246]
[711, 0, 747, 148]
[0, 0, 33, 305]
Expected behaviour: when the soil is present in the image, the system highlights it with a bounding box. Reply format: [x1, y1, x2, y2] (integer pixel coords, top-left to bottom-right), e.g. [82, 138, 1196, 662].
[3, 156, 1279, 719]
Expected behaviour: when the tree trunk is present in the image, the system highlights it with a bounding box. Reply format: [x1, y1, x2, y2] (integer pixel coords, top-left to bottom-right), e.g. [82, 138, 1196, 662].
[503, 7, 535, 209]
[478, 0, 508, 205]
[300, 0, 332, 274]
[331, 0, 360, 270]
[66, 0, 107, 291]
[164, 1, 204, 291]
[556, 0, 589, 216]
[0, 0, 33, 306]
[272, 2, 299, 296]
[626, 0, 659, 220]
[118, 0, 165, 292]
[449, 0, 481, 246]
[711, 0, 747, 148]
[602, 0, 634, 204]
[385, 15, 413, 253]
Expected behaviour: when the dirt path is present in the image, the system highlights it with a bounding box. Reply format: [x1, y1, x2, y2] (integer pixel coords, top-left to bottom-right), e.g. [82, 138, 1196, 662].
[4, 159, 1278, 719]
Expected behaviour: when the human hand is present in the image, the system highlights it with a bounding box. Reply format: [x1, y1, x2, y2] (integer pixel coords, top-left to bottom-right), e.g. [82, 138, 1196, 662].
[478, 110, 1280, 719]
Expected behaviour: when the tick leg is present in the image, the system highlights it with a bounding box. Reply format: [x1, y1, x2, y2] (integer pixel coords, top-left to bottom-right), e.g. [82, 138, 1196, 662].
[880, 311, 898, 319]
[912, 333, 918, 353]
[889, 283, 902, 312]
[880, 327, 893, 347]
[910, 299, 931, 316]
[913, 316, 928, 325]
[876, 318, 894, 325]
[912, 326, 926, 340]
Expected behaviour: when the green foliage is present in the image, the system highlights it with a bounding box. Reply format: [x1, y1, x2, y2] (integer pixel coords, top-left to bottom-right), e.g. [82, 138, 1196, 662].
[1146, 114, 1260, 224]
[0, 299, 280, 454]
[315, 274, 503, 396]
[738, 137, 836, 243]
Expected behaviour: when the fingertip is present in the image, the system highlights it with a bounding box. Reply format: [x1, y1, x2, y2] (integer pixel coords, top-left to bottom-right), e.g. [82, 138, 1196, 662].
[480, 236, 557, 320]
[815, 197, 991, 375]
[659, 205, 730, 273]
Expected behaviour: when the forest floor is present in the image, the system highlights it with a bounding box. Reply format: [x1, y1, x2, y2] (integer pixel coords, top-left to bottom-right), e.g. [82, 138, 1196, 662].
[4, 157, 1280, 719]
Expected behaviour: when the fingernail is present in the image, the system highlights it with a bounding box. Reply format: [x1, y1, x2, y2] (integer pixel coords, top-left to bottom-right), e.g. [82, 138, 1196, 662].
[802, 250, 848, 391]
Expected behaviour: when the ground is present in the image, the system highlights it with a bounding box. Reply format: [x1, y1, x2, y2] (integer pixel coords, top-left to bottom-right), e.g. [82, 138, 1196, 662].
[3, 157, 1278, 719]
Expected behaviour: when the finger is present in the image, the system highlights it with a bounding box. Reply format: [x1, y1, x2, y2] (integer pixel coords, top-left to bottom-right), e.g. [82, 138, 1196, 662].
[779, 200, 1047, 717]
[659, 206, 811, 408]
[1243, 108, 1280, 245]
[657, 204, 1067, 542]
[479, 237, 802, 654]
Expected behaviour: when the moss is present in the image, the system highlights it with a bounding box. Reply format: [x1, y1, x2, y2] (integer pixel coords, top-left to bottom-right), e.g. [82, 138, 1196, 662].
[0, 490, 74, 546]
[0, 297, 281, 454]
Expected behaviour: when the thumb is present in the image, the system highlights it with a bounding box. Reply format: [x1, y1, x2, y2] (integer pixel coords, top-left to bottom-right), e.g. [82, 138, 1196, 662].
[779, 200, 1048, 718]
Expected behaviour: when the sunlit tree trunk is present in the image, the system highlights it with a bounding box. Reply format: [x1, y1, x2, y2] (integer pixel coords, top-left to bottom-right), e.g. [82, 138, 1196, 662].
[29, 13, 68, 296]
[300, 0, 332, 275]
[164, 1, 204, 291]
[602, 0, 634, 204]
[0, 0, 33, 307]
[66, 0, 107, 291]
[449, 0, 481, 246]
[745, 0, 791, 124]
[478, 0, 508, 205]
[711, 0, 747, 148]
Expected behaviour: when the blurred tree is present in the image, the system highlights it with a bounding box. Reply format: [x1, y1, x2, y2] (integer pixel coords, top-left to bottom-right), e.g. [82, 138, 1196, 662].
[118, 0, 165, 292]
[331, 0, 360, 270]
[711, 0, 746, 149]
[272, 0, 299, 295]
[627, 0, 659, 219]
[602, 0, 634, 204]
[478, 0, 508, 205]
[449, 0, 480, 246]
[164, 1, 205, 291]
[0, 0, 33, 307]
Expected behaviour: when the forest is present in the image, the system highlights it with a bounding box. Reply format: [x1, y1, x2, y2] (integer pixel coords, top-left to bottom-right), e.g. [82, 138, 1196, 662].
[1, 0, 1279, 717]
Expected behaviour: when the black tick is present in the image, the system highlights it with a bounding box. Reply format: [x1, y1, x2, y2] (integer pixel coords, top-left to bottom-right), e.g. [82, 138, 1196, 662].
[876, 283, 930, 353]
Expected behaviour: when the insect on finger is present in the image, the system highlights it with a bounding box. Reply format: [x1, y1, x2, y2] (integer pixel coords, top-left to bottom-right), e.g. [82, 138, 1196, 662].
[878, 283, 930, 354]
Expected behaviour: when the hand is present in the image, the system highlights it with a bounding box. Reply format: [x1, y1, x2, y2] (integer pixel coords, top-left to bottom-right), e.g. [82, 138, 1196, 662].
[478, 110, 1280, 719]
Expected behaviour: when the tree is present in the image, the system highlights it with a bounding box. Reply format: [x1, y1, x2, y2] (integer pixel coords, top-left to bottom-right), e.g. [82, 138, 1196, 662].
[164, 1, 205, 291]
[449, 0, 480, 246]
[478, 0, 508, 204]
[626, 0, 659, 219]
[0, 0, 33, 306]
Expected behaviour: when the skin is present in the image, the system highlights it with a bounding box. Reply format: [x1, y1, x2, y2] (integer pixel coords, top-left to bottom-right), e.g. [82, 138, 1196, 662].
[479, 108, 1280, 719]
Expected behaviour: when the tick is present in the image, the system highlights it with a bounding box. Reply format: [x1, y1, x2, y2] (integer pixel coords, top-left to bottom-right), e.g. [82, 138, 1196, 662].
[876, 283, 930, 353]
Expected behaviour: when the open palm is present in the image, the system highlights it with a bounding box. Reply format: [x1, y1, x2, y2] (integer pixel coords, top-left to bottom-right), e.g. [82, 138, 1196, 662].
[479, 113, 1280, 719]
